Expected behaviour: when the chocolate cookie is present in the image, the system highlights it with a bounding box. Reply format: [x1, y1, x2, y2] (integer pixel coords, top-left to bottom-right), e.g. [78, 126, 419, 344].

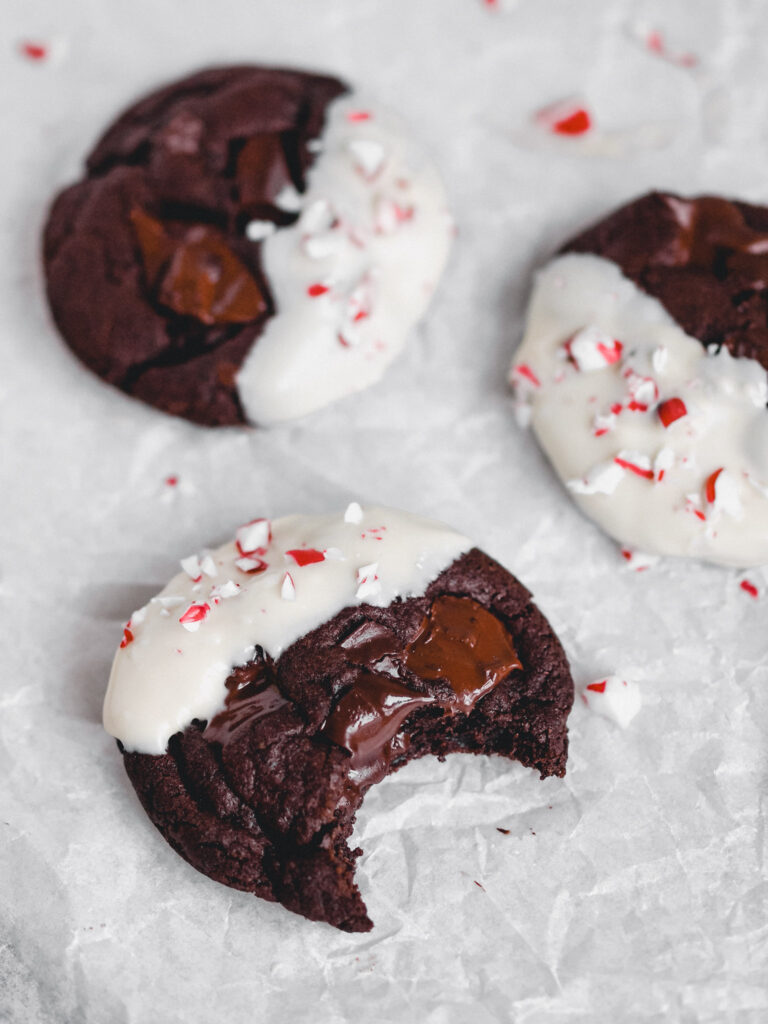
[510, 192, 768, 568]
[43, 67, 452, 426]
[104, 505, 573, 931]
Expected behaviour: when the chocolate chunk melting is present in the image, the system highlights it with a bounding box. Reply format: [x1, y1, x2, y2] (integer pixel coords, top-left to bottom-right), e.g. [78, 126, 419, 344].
[131, 207, 267, 324]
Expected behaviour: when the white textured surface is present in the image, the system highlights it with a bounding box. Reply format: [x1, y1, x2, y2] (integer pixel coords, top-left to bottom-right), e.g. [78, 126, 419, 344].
[511, 253, 768, 567]
[2, 0, 768, 1022]
[237, 96, 453, 423]
[104, 506, 470, 754]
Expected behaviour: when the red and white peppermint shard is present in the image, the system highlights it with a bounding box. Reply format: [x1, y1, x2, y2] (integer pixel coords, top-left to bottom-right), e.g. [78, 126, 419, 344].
[286, 548, 326, 567]
[536, 99, 593, 136]
[236, 518, 271, 556]
[565, 327, 623, 371]
[582, 675, 641, 728]
[281, 572, 296, 601]
[209, 580, 241, 601]
[613, 451, 654, 481]
[356, 563, 381, 601]
[658, 397, 687, 427]
[235, 556, 268, 575]
[704, 468, 742, 519]
[179, 603, 211, 632]
[348, 139, 386, 179]
[624, 369, 659, 412]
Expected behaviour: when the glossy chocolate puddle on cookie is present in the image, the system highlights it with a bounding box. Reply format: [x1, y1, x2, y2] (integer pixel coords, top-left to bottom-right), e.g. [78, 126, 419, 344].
[206, 597, 522, 789]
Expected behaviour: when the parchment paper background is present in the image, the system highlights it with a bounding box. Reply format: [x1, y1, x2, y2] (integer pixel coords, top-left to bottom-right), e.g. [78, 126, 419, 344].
[2, 1, 767, 1021]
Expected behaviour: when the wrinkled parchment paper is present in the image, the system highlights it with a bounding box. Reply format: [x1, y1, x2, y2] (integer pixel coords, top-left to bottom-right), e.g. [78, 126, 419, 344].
[2, 0, 767, 1020]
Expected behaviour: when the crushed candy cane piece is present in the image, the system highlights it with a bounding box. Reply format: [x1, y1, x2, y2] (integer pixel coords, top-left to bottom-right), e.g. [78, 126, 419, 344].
[624, 369, 659, 411]
[245, 219, 276, 242]
[120, 622, 134, 648]
[356, 563, 381, 601]
[274, 183, 302, 212]
[512, 363, 541, 388]
[348, 139, 386, 179]
[614, 451, 654, 480]
[236, 518, 271, 555]
[567, 460, 625, 495]
[536, 99, 593, 136]
[303, 232, 340, 260]
[654, 446, 675, 482]
[652, 346, 669, 373]
[20, 41, 48, 60]
[346, 110, 372, 122]
[704, 468, 742, 518]
[209, 580, 241, 601]
[620, 547, 660, 571]
[582, 675, 641, 728]
[235, 555, 267, 574]
[593, 409, 618, 437]
[307, 283, 330, 298]
[565, 327, 623, 371]
[344, 502, 364, 524]
[374, 197, 414, 234]
[740, 579, 759, 599]
[181, 555, 203, 582]
[658, 397, 687, 427]
[286, 548, 326, 567]
[179, 603, 211, 632]
[281, 572, 296, 601]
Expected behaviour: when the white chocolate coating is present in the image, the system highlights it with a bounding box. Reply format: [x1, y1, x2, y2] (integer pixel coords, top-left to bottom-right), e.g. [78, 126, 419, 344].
[236, 96, 453, 424]
[510, 253, 768, 567]
[103, 506, 471, 755]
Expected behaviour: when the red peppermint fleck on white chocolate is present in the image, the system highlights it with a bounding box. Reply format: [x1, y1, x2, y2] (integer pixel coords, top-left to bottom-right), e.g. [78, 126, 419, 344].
[286, 548, 326, 567]
[658, 397, 687, 427]
[356, 563, 381, 601]
[512, 363, 541, 388]
[346, 110, 372, 123]
[567, 460, 625, 495]
[120, 622, 134, 648]
[614, 451, 654, 481]
[344, 502, 364, 524]
[740, 579, 760, 599]
[281, 572, 296, 601]
[536, 99, 593, 136]
[235, 555, 268, 575]
[236, 518, 271, 556]
[582, 675, 641, 728]
[307, 283, 330, 298]
[684, 493, 707, 522]
[165, 475, 178, 487]
[179, 603, 211, 632]
[348, 139, 386, 180]
[564, 327, 623, 371]
[620, 547, 660, 572]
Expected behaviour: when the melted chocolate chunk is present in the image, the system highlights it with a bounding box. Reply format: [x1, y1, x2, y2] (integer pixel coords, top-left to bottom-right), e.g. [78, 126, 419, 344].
[204, 660, 288, 746]
[321, 670, 435, 785]
[405, 595, 522, 710]
[131, 208, 267, 324]
[564, 191, 768, 370]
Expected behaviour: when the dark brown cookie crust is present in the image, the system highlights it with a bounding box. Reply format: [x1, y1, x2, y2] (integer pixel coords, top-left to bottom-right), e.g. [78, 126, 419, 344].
[563, 191, 768, 371]
[121, 549, 574, 932]
[43, 66, 347, 425]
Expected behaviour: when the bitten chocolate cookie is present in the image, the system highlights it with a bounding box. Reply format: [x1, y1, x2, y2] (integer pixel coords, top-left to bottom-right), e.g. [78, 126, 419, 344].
[510, 192, 768, 568]
[43, 66, 452, 426]
[104, 505, 573, 931]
